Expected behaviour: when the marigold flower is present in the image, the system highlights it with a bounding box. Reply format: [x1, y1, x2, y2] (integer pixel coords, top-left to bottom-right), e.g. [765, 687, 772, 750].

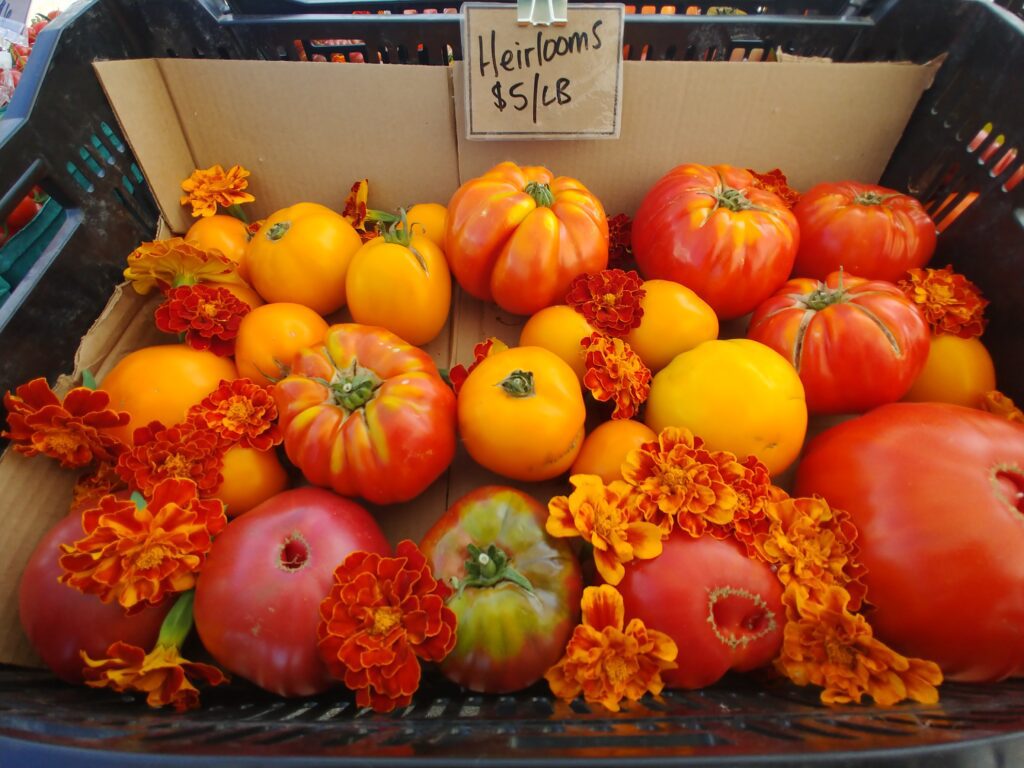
[2, 378, 129, 468]
[566, 269, 645, 336]
[116, 421, 224, 498]
[72, 461, 128, 509]
[606, 214, 633, 267]
[775, 583, 942, 706]
[59, 478, 227, 611]
[547, 475, 662, 586]
[342, 178, 376, 240]
[747, 168, 800, 208]
[180, 164, 255, 218]
[154, 284, 251, 357]
[247, 219, 265, 238]
[124, 238, 243, 295]
[317, 539, 457, 713]
[545, 584, 677, 712]
[981, 390, 1024, 423]
[447, 337, 509, 395]
[898, 265, 988, 338]
[581, 334, 651, 420]
[187, 378, 281, 450]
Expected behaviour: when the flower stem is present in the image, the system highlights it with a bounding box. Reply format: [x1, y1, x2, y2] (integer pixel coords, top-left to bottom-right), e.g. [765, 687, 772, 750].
[225, 203, 249, 224]
[157, 590, 196, 650]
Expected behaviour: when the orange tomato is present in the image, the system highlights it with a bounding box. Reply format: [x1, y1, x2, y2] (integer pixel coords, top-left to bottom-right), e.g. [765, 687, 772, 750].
[518, 305, 596, 382]
[458, 346, 586, 481]
[218, 281, 264, 310]
[234, 303, 329, 384]
[215, 445, 290, 517]
[185, 214, 251, 279]
[646, 339, 807, 475]
[626, 279, 719, 372]
[100, 345, 237, 444]
[403, 203, 447, 251]
[345, 231, 451, 346]
[246, 203, 362, 315]
[571, 419, 657, 484]
[903, 334, 996, 408]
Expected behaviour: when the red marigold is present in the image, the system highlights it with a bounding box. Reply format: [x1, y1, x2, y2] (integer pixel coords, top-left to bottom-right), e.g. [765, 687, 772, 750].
[317, 539, 457, 713]
[116, 421, 224, 498]
[447, 337, 509, 396]
[898, 265, 989, 338]
[154, 284, 251, 357]
[2, 378, 129, 468]
[720, 454, 774, 554]
[59, 478, 227, 611]
[607, 214, 633, 267]
[72, 461, 128, 509]
[187, 378, 281, 450]
[981, 390, 1024, 423]
[566, 269, 645, 336]
[747, 168, 800, 208]
[582, 334, 651, 420]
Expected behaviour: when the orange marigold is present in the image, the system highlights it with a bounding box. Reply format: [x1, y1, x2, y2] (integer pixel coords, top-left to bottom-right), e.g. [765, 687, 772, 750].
[116, 421, 224, 498]
[317, 539, 457, 713]
[545, 584, 677, 712]
[2, 378, 129, 468]
[898, 265, 989, 338]
[566, 269, 645, 336]
[187, 378, 281, 450]
[776, 583, 942, 706]
[981, 390, 1024, 424]
[547, 474, 662, 586]
[180, 164, 255, 218]
[447, 337, 509, 396]
[154, 284, 251, 357]
[124, 237, 243, 295]
[72, 461, 128, 509]
[59, 478, 227, 611]
[341, 178, 377, 241]
[606, 214, 633, 268]
[581, 333, 651, 420]
[747, 168, 800, 208]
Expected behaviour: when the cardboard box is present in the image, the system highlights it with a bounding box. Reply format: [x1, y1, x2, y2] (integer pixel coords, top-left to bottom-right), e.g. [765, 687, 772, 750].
[0, 55, 938, 668]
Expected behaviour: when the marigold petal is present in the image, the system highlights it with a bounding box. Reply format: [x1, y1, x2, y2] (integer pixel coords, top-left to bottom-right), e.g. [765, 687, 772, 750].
[581, 585, 625, 631]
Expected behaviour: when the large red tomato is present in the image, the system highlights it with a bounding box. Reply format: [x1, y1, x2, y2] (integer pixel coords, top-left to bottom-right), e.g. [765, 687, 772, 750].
[747, 271, 930, 414]
[18, 512, 171, 684]
[444, 161, 609, 316]
[617, 532, 783, 689]
[795, 403, 1024, 682]
[631, 164, 799, 320]
[193, 488, 389, 697]
[419, 486, 582, 693]
[274, 324, 457, 505]
[792, 182, 936, 281]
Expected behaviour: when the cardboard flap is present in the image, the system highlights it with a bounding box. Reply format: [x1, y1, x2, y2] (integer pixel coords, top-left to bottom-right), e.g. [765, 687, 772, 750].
[455, 59, 940, 214]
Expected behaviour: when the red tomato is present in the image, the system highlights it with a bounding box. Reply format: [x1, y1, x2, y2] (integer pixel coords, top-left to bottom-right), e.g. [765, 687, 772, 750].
[792, 182, 936, 282]
[419, 486, 582, 694]
[747, 272, 930, 414]
[18, 512, 171, 684]
[795, 403, 1024, 682]
[193, 487, 389, 697]
[1, 192, 42, 246]
[631, 164, 799, 320]
[617, 532, 784, 689]
[274, 323, 457, 505]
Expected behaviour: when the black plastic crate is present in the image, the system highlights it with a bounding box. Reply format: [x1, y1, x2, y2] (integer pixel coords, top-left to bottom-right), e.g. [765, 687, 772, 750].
[1, 0, 1024, 764]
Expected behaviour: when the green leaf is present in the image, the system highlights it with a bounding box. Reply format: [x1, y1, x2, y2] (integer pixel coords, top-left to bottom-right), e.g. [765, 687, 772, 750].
[81, 370, 98, 390]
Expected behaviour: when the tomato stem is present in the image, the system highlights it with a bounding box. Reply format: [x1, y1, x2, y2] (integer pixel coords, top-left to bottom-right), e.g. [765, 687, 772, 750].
[853, 191, 898, 206]
[452, 543, 534, 597]
[716, 186, 757, 212]
[328, 359, 383, 411]
[498, 370, 535, 398]
[156, 590, 196, 650]
[525, 181, 555, 208]
[265, 221, 291, 241]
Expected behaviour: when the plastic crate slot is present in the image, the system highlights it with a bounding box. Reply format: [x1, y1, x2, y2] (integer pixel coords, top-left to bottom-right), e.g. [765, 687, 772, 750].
[783, 718, 860, 739]
[934, 190, 979, 233]
[78, 147, 105, 180]
[818, 717, 922, 736]
[1004, 166, 1024, 193]
[65, 161, 94, 193]
[165, 48, 178, 58]
[991, 147, 1019, 177]
[196, 725, 270, 744]
[89, 135, 115, 166]
[112, 187, 150, 232]
[142, 725, 221, 742]
[517, 729, 719, 750]
[276, 702, 320, 721]
[217, 46, 232, 59]
[978, 133, 1007, 165]
[238, 700, 288, 721]
[457, 699, 482, 717]
[121, 175, 135, 195]
[966, 121, 994, 152]
[250, 728, 308, 745]
[100, 121, 127, 154]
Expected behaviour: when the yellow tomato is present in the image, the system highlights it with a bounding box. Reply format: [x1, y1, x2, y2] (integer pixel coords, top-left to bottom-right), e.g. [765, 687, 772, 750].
[645, 339, 807, 475]
[215, 445, 289, 517]
[246, 202, 362, 315]
[518, 305, 596, 382]
[458, 346, 586, 481]
[218, 281, 264, 310]
[345, 233, 451, 346]
[185, 214, 251, 280]
[402, 203, 447, 251]
[570, 419, 657, 484]
[234, 302, 329, 384]
[626, 279, 719, 372]
[903, 334, 996, 408]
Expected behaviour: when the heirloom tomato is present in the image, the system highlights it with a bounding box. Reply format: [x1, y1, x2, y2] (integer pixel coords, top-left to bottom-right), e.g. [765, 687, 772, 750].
[646, 339, 807, 476]
[903, 334, 996, 408]
[518, 304, 597, 382]
[795, 403, 1024, 682]
[420, 486, 583, 693]
[246, 202, 362, 315]
[625, 279, 719, 372]
[194, 487, 389, 696]
[444, 162, 609, 315]
[234, 302, 329, 385]
[618, 532, 784, 689]
[185, 214, 251, 279]
[403, 202, 447, 250]
[274, 324, 456, 504]
[458, 346, 586, 482]
[214, 444, 290, 517]
[747, 272, 930, 414]
[631, 164, 799, 320]
[570, 419, 657, 484]
[792, 182, 936, 281]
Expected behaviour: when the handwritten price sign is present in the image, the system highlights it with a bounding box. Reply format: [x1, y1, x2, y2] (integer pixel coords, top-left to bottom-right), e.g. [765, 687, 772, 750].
[462, 3, 624, 140]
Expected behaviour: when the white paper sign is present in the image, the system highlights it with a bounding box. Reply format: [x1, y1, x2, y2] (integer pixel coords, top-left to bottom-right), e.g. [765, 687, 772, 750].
[0, 0, 31, 28]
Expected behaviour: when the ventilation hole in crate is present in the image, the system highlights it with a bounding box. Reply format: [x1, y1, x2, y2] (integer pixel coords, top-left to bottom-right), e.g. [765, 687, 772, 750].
[191, 47, 206, 58]
[100, 122, 126, 153]
[89, 135, 115, 165]
[121, 175, 134, 195]
[1015, 208, 1024, 228]
[165, 48, 178, 58]
[129, 163, 145, 184]
[1003, 164, 1024, 193]
[113, 188, 149, 231]
[934, 191, 979, 233]
[664, 44, 678, 60]
[966, 122, 993, 152]
[991, 147, 1018, 177]
[65, 161, 93, 192]
[78, 147, 105, 179]
[978, 134, 1006, 165]
[728, 48, 746, 61]
[748, 47, 765, 62]
[217, 47, 232, 60]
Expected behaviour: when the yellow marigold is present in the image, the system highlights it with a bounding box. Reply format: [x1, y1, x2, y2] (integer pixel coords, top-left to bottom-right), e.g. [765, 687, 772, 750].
[776, 583, 942, 706]
[981, 390, 1024, 424]
[547, 475, 662, 586]
[124, 237, 243, 295]
[546, 584, 677, 712]
[898, 265, 988, 338]
[180, 164, 255, 218]
[581, 333, 651, 420]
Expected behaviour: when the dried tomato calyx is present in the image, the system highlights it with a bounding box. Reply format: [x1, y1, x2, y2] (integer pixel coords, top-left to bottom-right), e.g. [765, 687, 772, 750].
[328, 360, 383, 411]
[525, 181, 555, 208]
[801, 271, 850, 311]
[265, 221, 291, 241]
[452, 543, 535, 596]
[852, 191, 897, 206]
[716, 186, 758, 212]
[498, 370, 535, 398]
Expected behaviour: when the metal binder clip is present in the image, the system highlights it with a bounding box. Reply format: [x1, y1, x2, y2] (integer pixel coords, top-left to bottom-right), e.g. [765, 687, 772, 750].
[517, 0, 568, 26]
